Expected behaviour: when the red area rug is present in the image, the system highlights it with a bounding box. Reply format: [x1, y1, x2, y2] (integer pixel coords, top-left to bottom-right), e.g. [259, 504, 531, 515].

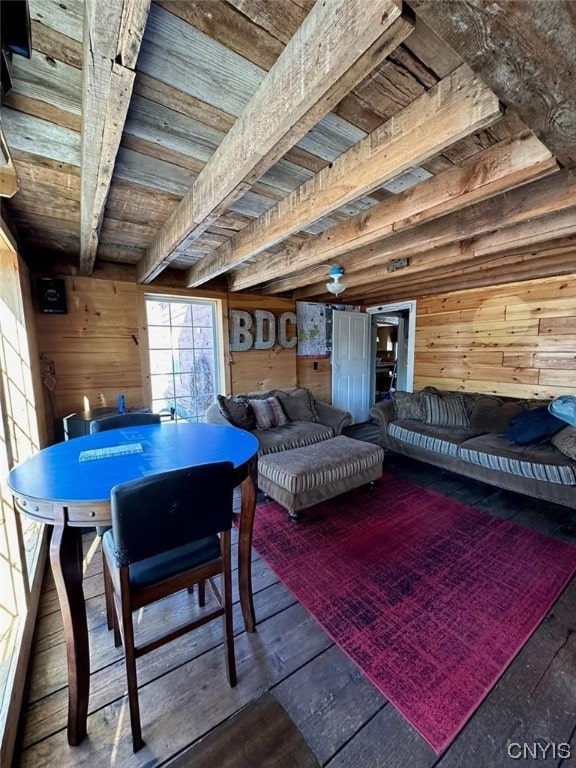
[252, 473, 576, 753]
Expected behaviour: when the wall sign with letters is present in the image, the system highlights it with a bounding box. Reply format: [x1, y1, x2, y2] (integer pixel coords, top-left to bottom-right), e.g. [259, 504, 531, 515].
[229, 309, 297, 351]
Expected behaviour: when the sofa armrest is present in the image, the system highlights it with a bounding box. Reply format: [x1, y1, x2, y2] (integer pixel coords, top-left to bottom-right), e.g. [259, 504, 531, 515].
[369, 399, 395, 446]
[204, 402, 232, 426]
[315, 400, 352, 435]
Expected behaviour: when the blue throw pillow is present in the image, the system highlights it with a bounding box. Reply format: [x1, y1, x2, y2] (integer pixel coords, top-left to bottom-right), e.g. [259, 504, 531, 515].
[506, 407, 565, 446]
[549, 395, 576, 427]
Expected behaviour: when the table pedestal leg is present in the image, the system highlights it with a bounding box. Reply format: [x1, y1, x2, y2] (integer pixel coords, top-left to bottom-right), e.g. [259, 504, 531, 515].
[50, 518, 89, 745]
[238, 472, 257, 633]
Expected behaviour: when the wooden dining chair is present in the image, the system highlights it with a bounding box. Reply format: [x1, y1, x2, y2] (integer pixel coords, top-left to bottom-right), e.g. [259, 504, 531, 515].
[101, 462, 237, 752]
[89, 411, 161, 629]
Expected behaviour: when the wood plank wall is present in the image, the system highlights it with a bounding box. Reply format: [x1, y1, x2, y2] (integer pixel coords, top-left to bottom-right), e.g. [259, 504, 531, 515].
[33, 274, 305, 439]
[35, 276, 145, 429]
[34, 270, 574, 438]
[297, 357, 331, 404]
[414, 274, 576, 399]
[227, 293, 297, 394]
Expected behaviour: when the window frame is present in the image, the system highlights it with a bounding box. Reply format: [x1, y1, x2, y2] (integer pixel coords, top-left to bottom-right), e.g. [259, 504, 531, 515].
[142, 293, 226, 422]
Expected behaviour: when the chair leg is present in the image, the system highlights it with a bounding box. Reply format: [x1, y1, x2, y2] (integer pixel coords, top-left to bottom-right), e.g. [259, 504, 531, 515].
[198, 580, 206, 607]
[102, 545, 114, 631]
[220, 531, 236, 687]
[120, 575, 144, 752]
[112, 597, 122, 649]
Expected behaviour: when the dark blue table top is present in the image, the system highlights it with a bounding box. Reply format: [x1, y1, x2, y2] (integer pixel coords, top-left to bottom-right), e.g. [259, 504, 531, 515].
[8, 422, 259, 505]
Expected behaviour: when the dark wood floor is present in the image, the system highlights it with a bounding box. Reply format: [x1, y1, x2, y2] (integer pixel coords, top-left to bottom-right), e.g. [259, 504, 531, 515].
[14, 434, 576, 768]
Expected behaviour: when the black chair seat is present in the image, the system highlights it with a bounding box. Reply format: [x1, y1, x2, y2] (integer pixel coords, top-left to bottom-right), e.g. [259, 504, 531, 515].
[103, 531, 220, 589]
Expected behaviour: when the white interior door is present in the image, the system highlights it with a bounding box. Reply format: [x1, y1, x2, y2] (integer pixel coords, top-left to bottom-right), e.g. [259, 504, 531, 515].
[331, 310, 371, 424]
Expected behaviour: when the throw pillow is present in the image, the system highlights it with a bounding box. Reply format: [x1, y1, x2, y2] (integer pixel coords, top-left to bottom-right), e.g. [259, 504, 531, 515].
[421, 392, 470, 428]
[470, 397, 524, 434]
[551, 426, 576, 460]
[505, 407, 565, 446]
[275, 388, 319, 422]
[392, 391, 423, 421]
[248, 396, 289, 430]
[549, 395, 576, 427]
[216, 395, 255, 431]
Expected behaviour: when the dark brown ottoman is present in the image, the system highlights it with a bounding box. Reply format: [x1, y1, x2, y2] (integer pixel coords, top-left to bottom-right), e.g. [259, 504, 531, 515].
[258, 435, 385, 520]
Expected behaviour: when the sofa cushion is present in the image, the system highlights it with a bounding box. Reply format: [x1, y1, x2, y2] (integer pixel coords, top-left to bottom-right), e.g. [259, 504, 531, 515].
[522, 398, 552, 410]
[249, 396, 289, 430]
[421, 392, 470, 428]
[505, 407, 565, 446]
[254, 421, 334, 456]
[274, 388, 319, 423]
[470, 397, 524, 434]
[392, 391, 423, 421]
[388, 419, 480, 458]
[459, 433, 576, 485]
[551, 426, 576, 460]
[216, 395, 255, 430]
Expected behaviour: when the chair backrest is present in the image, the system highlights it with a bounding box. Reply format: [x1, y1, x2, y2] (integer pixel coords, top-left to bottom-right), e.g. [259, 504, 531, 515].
[90, 413, 161, 433]
[110, 462, 235, 567]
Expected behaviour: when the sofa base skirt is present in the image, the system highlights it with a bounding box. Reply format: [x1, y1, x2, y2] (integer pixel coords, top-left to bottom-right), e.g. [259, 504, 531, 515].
[386, 437, 576, 510]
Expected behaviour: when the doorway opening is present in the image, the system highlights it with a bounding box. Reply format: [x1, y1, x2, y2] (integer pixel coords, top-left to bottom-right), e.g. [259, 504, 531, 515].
[367, 300, 416, 401]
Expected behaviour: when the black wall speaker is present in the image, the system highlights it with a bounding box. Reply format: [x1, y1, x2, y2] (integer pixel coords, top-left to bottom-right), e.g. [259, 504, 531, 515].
[36, 277, 67, 314]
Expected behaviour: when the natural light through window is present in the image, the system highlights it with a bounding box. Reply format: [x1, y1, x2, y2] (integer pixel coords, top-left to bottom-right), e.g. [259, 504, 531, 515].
[145, 297, 221, 423]
[0, 287, 43, 724]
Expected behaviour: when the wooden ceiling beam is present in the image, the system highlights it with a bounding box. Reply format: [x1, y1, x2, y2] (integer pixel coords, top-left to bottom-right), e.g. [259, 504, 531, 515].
[231, 130, 555, 292]
[79, 0, 152, 276]
[342, 239, 576, 303]
[136, 0, 414, 283]
[188, 63, 502, 288]
[284, 170, 576, 297]
[409, 0, 576, 168]
[346, 250, 576, 305]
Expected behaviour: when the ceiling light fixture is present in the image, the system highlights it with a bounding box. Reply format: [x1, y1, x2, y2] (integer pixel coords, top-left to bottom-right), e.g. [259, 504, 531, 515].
[326, 265, 346, 296]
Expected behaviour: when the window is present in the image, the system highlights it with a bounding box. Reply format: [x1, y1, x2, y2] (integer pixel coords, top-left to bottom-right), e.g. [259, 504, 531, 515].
[1, 241, 46, 762]
[145, 297, 221, 422]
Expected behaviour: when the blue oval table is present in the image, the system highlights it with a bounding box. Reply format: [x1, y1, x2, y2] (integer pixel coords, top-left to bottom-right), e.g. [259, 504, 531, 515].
[7, 422, 259, 746]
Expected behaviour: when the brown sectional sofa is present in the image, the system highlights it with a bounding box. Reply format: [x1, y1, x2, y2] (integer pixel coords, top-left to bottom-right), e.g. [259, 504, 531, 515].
[204, 387, 352, 455]
[370, 389, 576, 510]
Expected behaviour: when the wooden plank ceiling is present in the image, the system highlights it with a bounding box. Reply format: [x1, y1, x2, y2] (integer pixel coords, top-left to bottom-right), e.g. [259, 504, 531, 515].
[2, 0, 575, 304]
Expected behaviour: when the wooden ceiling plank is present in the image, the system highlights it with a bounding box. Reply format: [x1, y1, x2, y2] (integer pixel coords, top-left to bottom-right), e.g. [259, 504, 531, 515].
[402, 14, 462, 78]
[3, 92, 81, 133]
[156, 0, 286, 71]
[131, 75, 327, 176]
[189, 63, 502, 288]
[136, 0, 414, 283]
[410, 0, 576, 167]
[30, 18, 83, 68]
[2, 110, 80, 165]
[230, 131, 556, 291]
[79, 0, 152, 276]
